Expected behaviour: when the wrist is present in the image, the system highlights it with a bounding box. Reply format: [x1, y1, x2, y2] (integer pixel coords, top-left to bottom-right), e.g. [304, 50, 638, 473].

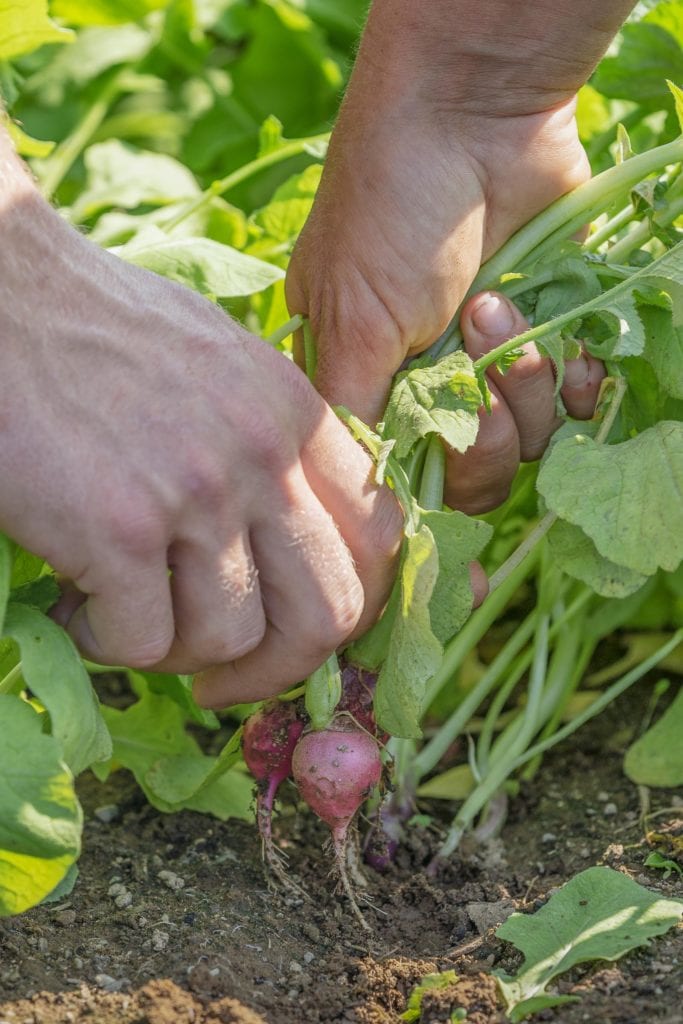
[351, 0, 635, 120]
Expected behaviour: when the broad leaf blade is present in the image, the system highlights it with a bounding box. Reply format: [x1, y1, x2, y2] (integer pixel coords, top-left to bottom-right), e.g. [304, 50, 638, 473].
[3, 604, 111, 775]
[496, 866, 683, 1022]
[374, 526, 442, 739]
[624, 685, 683, 785]
[537, 422, 683, 576]
[0, 695, 81, 916]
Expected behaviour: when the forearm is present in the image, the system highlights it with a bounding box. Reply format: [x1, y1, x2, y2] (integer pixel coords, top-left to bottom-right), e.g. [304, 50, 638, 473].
[352, 0, 636, 115]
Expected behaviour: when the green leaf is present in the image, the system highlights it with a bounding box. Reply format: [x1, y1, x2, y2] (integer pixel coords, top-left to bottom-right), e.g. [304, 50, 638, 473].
[420, 509, 492, 645]
[41, 863, 79, 903]
[10, 575, 60, 614]
[416, 764, 475, 801]
[624, 685, 683, 786]
[547, 519, 648, 598]
[24, 24, 152, 101]
[641, 301, 683, 399]
[495, 866, 683, 1022]
[0, 0, 73, 61]
[113, 226, 284, 297]
[667, 79, 683, 133]
[0, 534, 11, 635]
[71, 141, 199, 220]
[645, 851, 683, 878]
[0, 695, 81, 916]
[144, 755, 253, 820]
[3, 604, 111, 775]
[139, 671, 219, 730]
[593, 5, 683, 105]
[382, 351, 482, 459]
[374, 527, 442, 739]
[401, 971, 458, 1022]
[537, 422, 683, 576]
[229, 0, 342, 136]
[99, 681, 199, 805]
[51, 0, 171, 27]
[533, 253, 603, 323]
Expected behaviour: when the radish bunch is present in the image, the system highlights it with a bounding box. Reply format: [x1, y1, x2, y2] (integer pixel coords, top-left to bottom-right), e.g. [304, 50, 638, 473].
[241, 660, 385, 926]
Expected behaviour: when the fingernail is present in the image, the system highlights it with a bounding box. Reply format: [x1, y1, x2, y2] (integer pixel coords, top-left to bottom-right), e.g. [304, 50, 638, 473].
[563, 355, 590, 387]
[470, 293, 515, 337]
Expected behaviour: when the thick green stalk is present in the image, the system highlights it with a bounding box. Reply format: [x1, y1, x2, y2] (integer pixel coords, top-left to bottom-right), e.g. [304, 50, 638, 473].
[39, 69, 127, 201]
[418, 436, 446, 510]
[433, 136, 683, 358]
[413, 608, 537, 778]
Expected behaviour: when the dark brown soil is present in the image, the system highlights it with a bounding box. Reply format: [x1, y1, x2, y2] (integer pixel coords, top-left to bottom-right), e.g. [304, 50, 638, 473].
[1, 684, 681, 1024]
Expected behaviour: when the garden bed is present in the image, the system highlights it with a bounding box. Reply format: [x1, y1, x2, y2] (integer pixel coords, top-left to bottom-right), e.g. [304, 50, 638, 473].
[1, 683, 681, 1024]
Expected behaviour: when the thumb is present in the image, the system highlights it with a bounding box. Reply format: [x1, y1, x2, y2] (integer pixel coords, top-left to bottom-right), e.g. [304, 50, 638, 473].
[286, 258, 405, 426]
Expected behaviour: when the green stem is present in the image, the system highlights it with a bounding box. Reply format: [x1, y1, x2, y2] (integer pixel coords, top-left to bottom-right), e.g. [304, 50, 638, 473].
[265, 313, 304, 347]
[414, 608, 537, 778]
[303, 321, 317, 381]
[605, 193, 683, 264]
[434, 135, 683, 357]
[163, 132, 330, 232]
[584, 201, 637, 252]
[511, 628, 683, 773]
[39, 69, 127, 201]
[0, 662, 22, 694]
[487, 510, 557, 595]
[418, 436, 446, 511]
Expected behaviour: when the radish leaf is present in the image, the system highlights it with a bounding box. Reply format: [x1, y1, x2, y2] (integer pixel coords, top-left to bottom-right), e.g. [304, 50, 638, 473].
[496, 866, 683, 1022]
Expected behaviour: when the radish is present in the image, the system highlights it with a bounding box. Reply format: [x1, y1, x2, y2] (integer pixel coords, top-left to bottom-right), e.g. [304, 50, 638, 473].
[337, 660, 379, 736]
[291, 715, 383, 928]
[242, 699, 305, 893]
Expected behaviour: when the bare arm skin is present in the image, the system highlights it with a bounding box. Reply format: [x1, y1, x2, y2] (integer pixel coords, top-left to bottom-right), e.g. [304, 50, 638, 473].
[0, 129, 402, 705]
[286, 0, 632, 507]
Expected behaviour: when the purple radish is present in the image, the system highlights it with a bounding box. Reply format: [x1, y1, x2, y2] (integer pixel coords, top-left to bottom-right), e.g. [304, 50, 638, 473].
[337, 661, 379, 735]
[242, 699, 304, 893]
[291, 716, 383, 928]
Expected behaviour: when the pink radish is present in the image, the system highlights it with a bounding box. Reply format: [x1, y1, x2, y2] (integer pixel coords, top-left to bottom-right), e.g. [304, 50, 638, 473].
[292, 716, 383, 928]
[242, 699, 304, 892]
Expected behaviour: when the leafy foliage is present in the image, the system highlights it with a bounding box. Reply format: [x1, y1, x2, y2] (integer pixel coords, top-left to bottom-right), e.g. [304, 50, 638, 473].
[495, 867, 683, 1021]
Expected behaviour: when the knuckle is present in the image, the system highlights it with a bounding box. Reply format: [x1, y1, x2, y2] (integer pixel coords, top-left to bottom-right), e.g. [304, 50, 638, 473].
[304, 579, 364, 653]
[214, 613, 268, 664]
[101, 497, 166, 558]
[179, 448, 227, 509]
[123, 633, 174, 669]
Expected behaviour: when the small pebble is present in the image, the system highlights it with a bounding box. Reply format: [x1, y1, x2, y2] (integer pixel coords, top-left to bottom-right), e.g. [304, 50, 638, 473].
[95, 973, 125, 993]
[597, 791, 609, 802]
[94, 804, 119, 824]
[55, 910, 77, 927]
[114, 892, 133, 909]
[152, 930, 169, 952]
[289, 961, 303, 973]
[603, 802, 618, 816]
[580, 847, 591, 858]
[158, 869, 185, 891]
[108, 883, 127, 898]
[303, 952, 315, 964]
[541, 832, 557, 844]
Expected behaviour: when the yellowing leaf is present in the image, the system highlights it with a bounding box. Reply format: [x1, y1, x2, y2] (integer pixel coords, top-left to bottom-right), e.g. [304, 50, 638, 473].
[0, 0, 72, 60]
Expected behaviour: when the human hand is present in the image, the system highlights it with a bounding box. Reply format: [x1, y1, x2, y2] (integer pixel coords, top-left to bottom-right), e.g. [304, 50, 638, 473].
[0, 174, 402, 705]
[452, 291, 605, 513]
[285, 0, 625, 511]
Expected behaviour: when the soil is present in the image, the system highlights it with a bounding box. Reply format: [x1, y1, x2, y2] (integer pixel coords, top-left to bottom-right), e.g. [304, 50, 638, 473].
[1, 683, 681, 1024]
